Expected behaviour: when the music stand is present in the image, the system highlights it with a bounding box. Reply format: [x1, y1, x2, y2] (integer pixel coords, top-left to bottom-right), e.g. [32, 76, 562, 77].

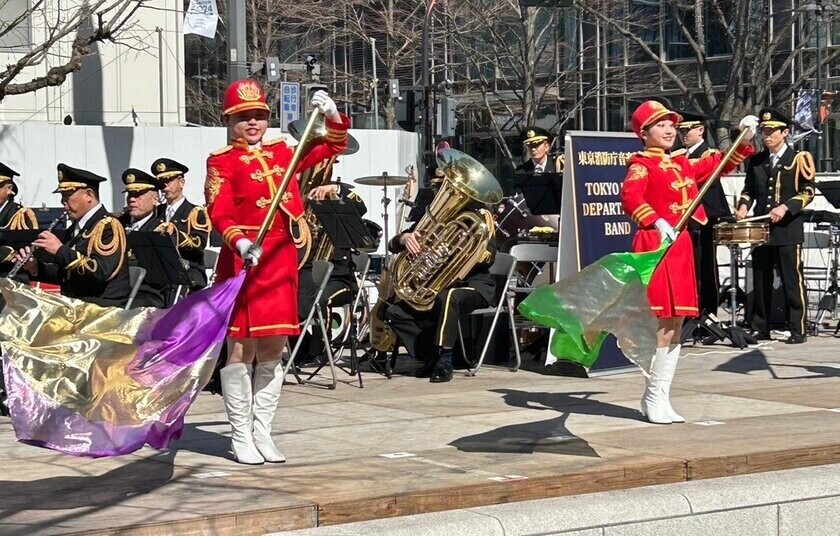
[309, 200, 378, 382]
[311, 200, 377, 252]
[127, 232, 192, 301]
[1, 230, 68, 265]
[515, 172, 563, 215]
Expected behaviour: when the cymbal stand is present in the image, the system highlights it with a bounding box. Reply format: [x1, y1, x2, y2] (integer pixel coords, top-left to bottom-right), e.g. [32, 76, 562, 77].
[378, 173, 392, 269]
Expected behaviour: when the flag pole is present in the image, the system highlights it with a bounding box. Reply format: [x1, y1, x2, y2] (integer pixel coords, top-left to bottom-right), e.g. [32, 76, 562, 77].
[673, 127, 752, 234]
[245, 107, 320, 269]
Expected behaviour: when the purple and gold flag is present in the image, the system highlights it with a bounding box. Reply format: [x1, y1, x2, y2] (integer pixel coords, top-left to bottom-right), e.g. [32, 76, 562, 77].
[0, 274, 243, 457]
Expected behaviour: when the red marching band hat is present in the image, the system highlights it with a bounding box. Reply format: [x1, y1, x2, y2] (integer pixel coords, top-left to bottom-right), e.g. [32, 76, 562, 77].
[222, 79, 270, 116]
[630, 100, 683, 139]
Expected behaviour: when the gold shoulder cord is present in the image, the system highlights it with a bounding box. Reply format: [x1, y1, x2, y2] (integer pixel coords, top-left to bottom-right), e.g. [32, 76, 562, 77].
[7, 207, 38, 230]
[793, 151, 816, 182]
[154, 221, 177, 235]
[87, 217, 127, 281]
[188, 206, 212, 234]
[292, 216, 312, 269]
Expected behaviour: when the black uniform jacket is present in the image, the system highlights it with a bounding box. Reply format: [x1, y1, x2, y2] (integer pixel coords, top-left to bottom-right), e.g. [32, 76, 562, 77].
[35, 205, 130, 307]
[738, 148, 816, 246]
[156, 199, 211, 289]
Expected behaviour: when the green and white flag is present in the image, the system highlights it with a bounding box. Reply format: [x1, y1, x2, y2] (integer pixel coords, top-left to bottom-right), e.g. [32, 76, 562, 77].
[517, 245, 667, 374]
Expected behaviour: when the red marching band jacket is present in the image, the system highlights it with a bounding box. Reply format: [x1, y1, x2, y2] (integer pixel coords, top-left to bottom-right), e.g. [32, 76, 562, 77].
[620, 145, 754, 318]
[205, 117, 350, 338]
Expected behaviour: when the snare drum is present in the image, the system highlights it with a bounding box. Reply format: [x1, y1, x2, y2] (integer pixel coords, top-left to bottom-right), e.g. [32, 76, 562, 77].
[713, 222, 769, 245]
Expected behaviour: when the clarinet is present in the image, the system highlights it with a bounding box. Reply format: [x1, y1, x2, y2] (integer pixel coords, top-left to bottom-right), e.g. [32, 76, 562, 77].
[7, 211, 69, 279]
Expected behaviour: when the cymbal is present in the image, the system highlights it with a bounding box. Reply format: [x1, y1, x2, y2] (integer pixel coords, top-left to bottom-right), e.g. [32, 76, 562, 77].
[354, 174, 409, 186]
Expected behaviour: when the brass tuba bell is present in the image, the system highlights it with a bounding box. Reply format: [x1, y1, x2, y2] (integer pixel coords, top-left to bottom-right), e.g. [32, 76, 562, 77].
[390, 148, 503, 311]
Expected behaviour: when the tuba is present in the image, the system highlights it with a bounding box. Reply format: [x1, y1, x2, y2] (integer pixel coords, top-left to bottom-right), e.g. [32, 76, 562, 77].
[289, 115, 360, 267]
[390, 149, 503, 311]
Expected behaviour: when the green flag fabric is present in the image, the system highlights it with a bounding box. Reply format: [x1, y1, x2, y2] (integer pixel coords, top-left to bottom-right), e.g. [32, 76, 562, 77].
[517, 245, 667, 373]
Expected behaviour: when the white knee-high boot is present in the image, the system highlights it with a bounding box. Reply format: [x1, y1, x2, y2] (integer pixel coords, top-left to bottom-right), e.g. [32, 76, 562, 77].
[640, 347, 673, 424]
[252, 359, 286, 463]
[220, 363, 264, 464]
[662, 345, 684, 422]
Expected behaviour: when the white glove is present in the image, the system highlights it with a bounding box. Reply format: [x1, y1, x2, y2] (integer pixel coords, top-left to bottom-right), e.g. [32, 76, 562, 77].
[235, 238, 262, 265]
[738, 115, 759, 140]
[654, 218, 677, 244]
[310, 90, 339, 121]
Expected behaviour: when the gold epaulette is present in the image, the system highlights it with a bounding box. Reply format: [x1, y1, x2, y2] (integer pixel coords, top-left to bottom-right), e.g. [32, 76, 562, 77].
[187, 205, 211, 234]
[210, 145, 232, 156]
[263, 137, 287, 147]
[670, 148, 687, 158]
[793, 151, 816, 181]
[701, 148, 716, 158]
[7, 207, 38, 230]
[89, 217, 127, 281]
[154, 221, 177, 235]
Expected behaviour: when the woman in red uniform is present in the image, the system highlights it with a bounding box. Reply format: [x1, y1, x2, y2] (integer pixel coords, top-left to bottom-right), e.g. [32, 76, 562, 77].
[620, 101, 756, 424]
[205, 80, 348, 464]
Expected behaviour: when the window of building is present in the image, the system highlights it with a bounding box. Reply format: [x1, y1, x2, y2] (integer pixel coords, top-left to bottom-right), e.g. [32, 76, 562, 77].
[627, 0, 661, 64]
[0, 0, 32, 50]
[705, 1, 733, 56]
[664, 2, 696, 60]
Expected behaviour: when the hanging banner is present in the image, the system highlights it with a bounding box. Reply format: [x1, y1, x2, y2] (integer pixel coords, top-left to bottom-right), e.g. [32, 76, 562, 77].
[183, 0, 219, 39]
[554, 131, 642, 373]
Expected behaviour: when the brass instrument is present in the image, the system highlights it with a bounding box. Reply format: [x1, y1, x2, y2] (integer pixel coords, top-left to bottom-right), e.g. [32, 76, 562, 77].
[290, 115, 359, 267]
[369, 165, 416, 352]
[390, 149, 502, 311]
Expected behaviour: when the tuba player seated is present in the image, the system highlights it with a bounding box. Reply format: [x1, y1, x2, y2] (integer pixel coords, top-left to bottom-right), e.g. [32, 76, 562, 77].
[384, 151, 502, 383]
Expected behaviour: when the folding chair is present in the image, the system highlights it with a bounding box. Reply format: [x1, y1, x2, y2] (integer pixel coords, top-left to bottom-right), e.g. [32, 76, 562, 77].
[508, 243, 559, 286]
[204, 247, 220, 285]
[460, 253, 520, 376]
[124, 266, 146, 310]
[504, 242, 560, 366]
[284, 260, 338, 389]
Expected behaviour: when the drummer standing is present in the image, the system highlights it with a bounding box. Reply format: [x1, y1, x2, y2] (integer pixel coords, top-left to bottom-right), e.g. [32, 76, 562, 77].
[735, 107, 816, 344]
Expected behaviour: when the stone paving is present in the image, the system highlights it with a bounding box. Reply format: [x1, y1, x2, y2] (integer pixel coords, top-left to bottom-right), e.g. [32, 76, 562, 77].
[1, 332, 838, 535]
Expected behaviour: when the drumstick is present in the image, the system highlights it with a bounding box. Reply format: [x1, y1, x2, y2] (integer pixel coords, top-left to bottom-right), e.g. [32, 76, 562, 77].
[739, 214, 771, 223]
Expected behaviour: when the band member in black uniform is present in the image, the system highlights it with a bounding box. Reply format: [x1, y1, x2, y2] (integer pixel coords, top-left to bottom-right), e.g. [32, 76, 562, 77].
[296, 182, 367, 362]
[518, 127, 558, 173]
[15, 164, 130, 308]
[0, 162, 38, 276]
[676, 112, 729, 335]
[152, 158, 211, 293]
[384, 173, 498, 383]
[735, 107, 816, 344]
[0, 163, 38, 416]
[119, 168, 169, 309]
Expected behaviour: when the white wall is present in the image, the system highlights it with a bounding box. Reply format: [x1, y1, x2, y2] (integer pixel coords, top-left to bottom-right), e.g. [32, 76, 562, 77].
[0, 0, 185, 126]
[0, 125, 421, 255]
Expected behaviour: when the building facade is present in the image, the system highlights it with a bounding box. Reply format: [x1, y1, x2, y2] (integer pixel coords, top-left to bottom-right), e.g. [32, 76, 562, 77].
[0, 0, 186, 126]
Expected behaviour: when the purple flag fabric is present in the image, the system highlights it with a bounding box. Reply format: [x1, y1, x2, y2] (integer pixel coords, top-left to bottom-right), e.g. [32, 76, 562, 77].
[0, 272, 244, 457]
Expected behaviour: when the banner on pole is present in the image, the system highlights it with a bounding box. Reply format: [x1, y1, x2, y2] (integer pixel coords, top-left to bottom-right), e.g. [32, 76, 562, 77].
[184, 0, 219, 39]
